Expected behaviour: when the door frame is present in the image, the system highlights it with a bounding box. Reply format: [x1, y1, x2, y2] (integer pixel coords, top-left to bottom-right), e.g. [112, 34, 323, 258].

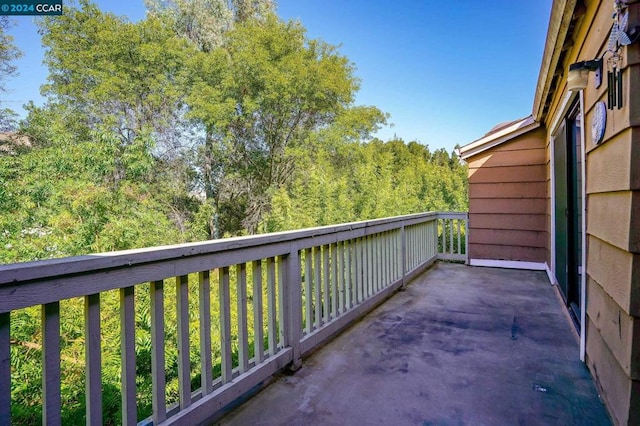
[548, 90, 587, 362]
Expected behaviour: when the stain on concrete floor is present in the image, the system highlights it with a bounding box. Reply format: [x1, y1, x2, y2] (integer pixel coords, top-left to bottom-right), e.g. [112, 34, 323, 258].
[218, 263, 611, 426]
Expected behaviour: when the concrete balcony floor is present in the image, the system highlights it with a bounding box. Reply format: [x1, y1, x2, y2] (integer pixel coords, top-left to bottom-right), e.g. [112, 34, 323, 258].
[219, 263, 611, 425]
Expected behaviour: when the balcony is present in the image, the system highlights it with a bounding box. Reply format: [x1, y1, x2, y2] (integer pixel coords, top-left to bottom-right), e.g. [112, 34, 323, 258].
[0, 212, 609, 425]
[222, 262, 610, 425]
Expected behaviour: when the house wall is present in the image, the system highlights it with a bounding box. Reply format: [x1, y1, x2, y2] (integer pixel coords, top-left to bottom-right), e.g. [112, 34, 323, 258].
[543, 0, 640, 424]
[466, 127, 548, 263]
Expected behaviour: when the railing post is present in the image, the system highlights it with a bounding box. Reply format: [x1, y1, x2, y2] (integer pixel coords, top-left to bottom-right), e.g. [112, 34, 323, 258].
[0, 312, 10, 426]
[84, 293, 102, 426]
[465, 212, 470, 265]
[401, 225, 407, 289]
[284, 246, 302, 371]
[120, 287, 137, 426]
[435, 216, 441, 259]
[42, 302, 61, 426]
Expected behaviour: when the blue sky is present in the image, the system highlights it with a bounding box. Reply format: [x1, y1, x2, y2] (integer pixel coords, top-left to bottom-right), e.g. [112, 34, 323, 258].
[2, 0, 553, 152]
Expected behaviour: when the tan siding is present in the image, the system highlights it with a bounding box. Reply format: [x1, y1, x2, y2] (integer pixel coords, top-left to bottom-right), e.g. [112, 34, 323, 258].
[586, 236, 639, 317]
[468, 164, 546, 183]
[587, 277, 640, 379]
[631, 191, 640, 254]
[468, 244, 547, 263]
[469, 182, 546, 199]
[489, 135, 548, 152]
[586, 318, 640, 426]
[588, 191, 633, 252]
[466, 129, 547, 263]
[470, 214, 547, 231]
[630, 62, 640, 128]
[469, 229, 546, 249]
[586, 128, 635, 194]
[468, 148, 546, 169]
[470, 198, 546, 215]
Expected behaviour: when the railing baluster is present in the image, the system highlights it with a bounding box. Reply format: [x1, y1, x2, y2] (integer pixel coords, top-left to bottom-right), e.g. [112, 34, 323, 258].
[421, 224, 425, 263]
[427, 221, 432, 257]
[345, 240, 352, 309]
[219, 267, 232, 382]
[381, 234, 387, 286]
[0, 312, 9, 425]
[465, 216, 469, 260]
[120, 287, 136, 425]
[304, 249, 312, 334]
[84, 293, 102, 425]
[236, 263, 249, 373]
[433, 219, 440, 255]
[420, 225, 421, 268]
[322, 245, 330, 323]
[442, 219, 446, 254]
[393, 230, 398, 281]
[252, 260, 264, 364]
[176, 275, 191, 408]
[457, 220, 462, 255]
[373, 235, 378, 293]
[361, 237, 367, 299]
[382, 233, 393, 285]
[42, 302, 61, 426]
[313, 248, 321, 328]
[422, 223, 426, 262]
[356, 238, 362, 304]
[337, 241, 345, 314]
[199, 271, 213, 394]
[371, 235, 377, 291]
[277, 257, 286, 349]
[382, 233, 386, 287]
[266, 258, 277, 357]
[331, 243, 338, 319]
[361, 238, 367, 300]
[416, 225, 420, 264]
[372, 235, 379, 292]
[366, 236, 372, 298]
[150, 280, 167, 424]
[449, 219, 454, 255]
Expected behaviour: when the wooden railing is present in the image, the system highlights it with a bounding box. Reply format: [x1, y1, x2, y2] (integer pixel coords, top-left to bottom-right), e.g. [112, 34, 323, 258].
[0, 212, 467, 425]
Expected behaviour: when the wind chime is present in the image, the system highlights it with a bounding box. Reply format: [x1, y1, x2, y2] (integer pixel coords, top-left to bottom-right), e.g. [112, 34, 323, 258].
[607, 0, 634, 109]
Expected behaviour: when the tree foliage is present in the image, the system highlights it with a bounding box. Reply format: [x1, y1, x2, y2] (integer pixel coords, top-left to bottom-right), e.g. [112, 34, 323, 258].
[0, 17, 22, 131]
[0, 16, 21, 92]
[188, 15, 364, 234]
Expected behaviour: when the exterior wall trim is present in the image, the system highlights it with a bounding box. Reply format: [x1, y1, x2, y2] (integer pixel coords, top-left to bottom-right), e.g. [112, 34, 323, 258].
[578, 90, 587, 362]
[469, 258, 547, 272]
[470, 259, 555, 286]
[548, 89, 586, 361]
[546, 262, 556, 286]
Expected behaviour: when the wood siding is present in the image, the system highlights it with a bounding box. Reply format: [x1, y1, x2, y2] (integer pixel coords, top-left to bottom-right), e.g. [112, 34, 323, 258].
[541, 1, 640, 424]
[466, 127, 548, 262]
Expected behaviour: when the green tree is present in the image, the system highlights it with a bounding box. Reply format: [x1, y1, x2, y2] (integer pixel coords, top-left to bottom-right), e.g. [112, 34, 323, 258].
[0, 16, 21, 92]
[188, 15, 361, 234]
[0, 17, 23, 131]
[38, 1, 192, 177]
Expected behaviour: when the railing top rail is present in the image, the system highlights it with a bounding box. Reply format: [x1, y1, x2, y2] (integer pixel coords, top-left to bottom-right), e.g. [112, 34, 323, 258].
[0, 212, 440, 286]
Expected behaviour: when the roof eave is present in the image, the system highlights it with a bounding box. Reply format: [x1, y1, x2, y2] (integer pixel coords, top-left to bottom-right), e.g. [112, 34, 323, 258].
[532, 0, 578, 122]
[459, 117, 541, 160]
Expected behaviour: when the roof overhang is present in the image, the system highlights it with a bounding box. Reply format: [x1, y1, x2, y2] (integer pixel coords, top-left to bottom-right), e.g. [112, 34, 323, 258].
[458, 116, 541, 160]
[532, 0, 578, 122]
